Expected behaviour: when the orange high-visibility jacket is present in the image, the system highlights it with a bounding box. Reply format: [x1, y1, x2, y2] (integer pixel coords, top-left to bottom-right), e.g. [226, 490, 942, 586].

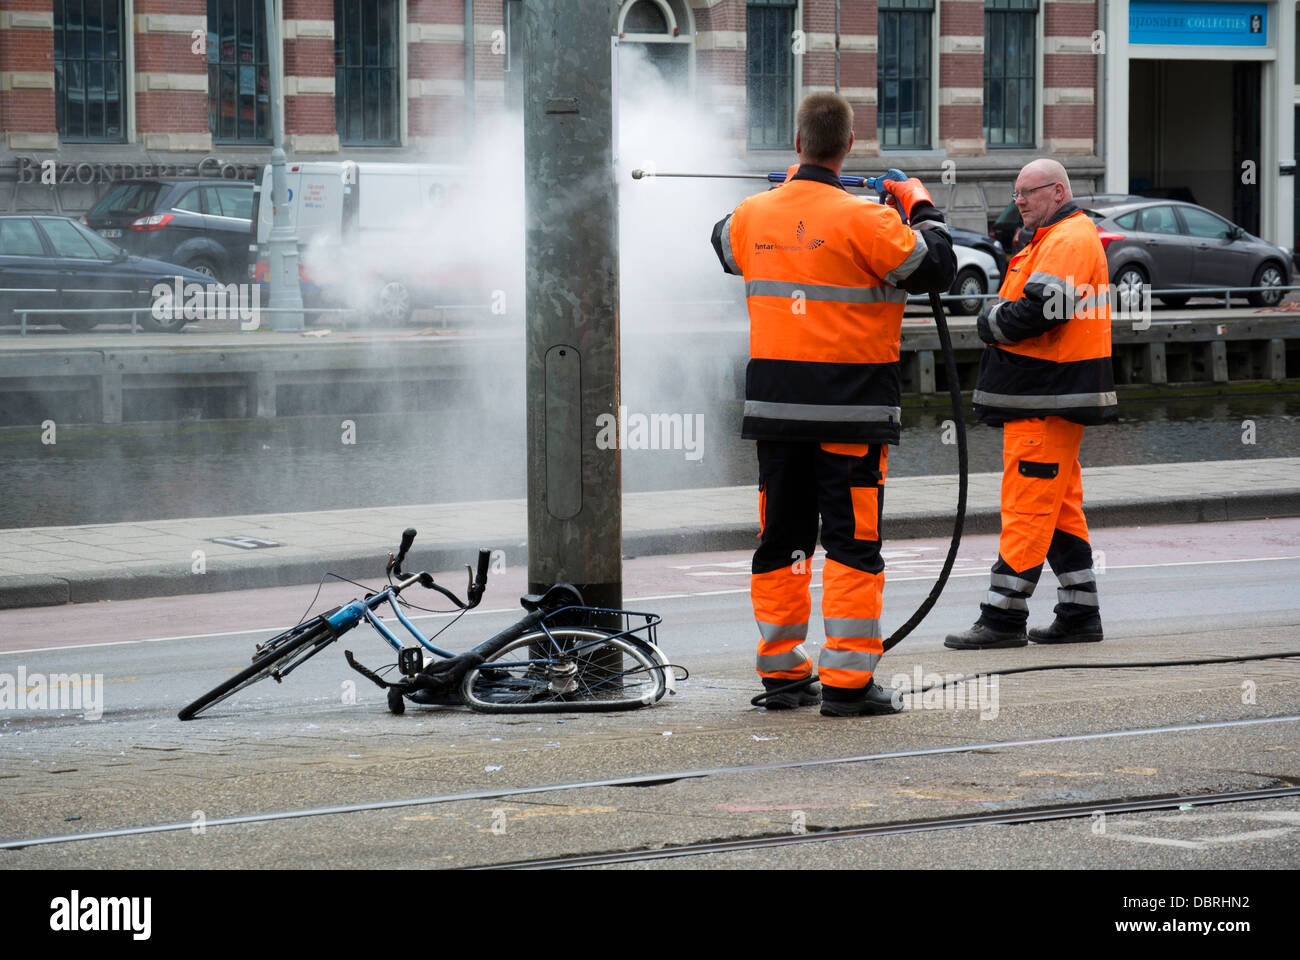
[712, 165, 950, 444]
[973, 203, 1118, 425]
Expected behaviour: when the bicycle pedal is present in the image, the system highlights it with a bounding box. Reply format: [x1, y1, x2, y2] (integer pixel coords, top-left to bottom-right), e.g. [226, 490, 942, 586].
[398, 647, 424, 676]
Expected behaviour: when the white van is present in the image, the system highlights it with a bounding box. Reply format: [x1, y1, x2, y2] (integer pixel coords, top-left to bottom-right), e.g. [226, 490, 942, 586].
[251, 162, 493, 323]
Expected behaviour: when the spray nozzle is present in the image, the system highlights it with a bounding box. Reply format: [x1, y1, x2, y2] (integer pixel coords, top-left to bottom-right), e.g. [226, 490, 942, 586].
[865, 168, 909, 203]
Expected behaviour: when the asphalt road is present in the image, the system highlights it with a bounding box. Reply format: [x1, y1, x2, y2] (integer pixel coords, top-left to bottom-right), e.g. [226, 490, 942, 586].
[1, 518, 1298, 874]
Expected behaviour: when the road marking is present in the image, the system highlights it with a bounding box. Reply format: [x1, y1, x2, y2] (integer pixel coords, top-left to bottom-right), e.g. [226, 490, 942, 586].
[1153, 810, 1300, 824]
[2, 555, 1297, 656]
[1103, 831, 1208, 849]
[1101, 809, 1300, 850]
[670, 560, 750, 570]
[1108, 555, 1300, 571]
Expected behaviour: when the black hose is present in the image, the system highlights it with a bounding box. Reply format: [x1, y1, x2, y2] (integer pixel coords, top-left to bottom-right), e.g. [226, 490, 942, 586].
[753, 290, 966, 706]
[900, 650, 1300, 697]
[883, 291, 967, 652]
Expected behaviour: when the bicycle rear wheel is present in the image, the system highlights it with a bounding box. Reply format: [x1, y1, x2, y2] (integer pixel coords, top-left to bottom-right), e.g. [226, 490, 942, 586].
[177, 620, 334, 720]
[459, 627, 668, 713]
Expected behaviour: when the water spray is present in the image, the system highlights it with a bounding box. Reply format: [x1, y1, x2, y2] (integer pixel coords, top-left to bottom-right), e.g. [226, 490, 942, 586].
[629, 166, 969, 702]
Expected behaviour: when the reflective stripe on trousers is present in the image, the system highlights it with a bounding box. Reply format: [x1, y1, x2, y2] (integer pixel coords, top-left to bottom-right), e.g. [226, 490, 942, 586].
[1052, 548, 1101, 621]
[818, 557, 884, 690]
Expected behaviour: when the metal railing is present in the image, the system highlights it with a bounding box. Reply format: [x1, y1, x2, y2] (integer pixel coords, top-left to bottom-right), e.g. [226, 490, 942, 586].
[5, 283, 1298, 337]
[1, 298, 497, 335]
[906, 282, 1300, 309]
[6, 305, 364, 336]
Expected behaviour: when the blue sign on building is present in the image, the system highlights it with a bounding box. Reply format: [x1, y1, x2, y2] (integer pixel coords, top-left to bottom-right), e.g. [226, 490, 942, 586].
[1130, 1, 1268, 46]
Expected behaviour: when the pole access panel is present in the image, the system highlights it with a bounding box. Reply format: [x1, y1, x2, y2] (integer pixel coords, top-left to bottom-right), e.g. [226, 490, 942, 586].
[522, 1, 622, 609]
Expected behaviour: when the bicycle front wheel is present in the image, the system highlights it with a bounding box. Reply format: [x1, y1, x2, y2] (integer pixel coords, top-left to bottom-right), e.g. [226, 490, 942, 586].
[178, 620, 334, 721]
[459, 627, 668, 713]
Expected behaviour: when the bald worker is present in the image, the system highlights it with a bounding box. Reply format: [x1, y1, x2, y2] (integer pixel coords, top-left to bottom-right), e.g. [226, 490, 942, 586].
[945, 159, 1118, 649]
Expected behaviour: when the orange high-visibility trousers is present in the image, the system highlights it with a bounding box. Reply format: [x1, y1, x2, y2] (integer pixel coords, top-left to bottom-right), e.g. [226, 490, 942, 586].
[981, 416, 1100, 629]
[752, 441, 888, 690]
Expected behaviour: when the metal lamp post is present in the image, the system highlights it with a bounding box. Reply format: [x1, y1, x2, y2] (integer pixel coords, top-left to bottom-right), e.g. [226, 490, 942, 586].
[522, 0, 623, 610]
[264, 0, 303, 331]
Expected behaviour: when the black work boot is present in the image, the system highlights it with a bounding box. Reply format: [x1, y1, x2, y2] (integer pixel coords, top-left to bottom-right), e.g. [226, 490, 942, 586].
[944, 621, 1028, 649]
[1029, 618, 1104, 644]
[819, 679, 903, 717]
[760, 677, 821, 709]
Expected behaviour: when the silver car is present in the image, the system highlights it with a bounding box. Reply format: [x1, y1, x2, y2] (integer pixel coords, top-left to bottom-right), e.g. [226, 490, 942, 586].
[909, 242, 1000, 316]
[1076, 195, 1293, 308]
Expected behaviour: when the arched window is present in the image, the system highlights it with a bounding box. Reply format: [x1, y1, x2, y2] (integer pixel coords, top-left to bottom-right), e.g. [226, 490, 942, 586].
[617, 0, 694, 94]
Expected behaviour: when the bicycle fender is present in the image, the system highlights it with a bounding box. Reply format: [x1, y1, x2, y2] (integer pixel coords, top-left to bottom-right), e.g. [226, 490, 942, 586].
[640, 639, 678, 695]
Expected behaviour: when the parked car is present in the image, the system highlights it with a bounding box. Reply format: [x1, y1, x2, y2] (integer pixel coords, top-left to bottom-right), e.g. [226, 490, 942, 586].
[990, 197, 1121, 256]
[0, 215, 212, 332]
[990, 200, 1024, 254]
[83, 178, 254, 284]
[909, 242, 1000, 316]
[1074, 195, 1293, 308]
[949, 225, 1007, 277]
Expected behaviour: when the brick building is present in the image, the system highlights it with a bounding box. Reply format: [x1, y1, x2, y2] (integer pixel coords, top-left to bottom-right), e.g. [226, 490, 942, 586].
[0, 0, 1294, 243]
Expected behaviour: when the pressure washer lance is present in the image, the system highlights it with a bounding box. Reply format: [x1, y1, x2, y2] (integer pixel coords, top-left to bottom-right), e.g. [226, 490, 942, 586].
[631, 169, 867, 188]
[627, 167, 969, 706]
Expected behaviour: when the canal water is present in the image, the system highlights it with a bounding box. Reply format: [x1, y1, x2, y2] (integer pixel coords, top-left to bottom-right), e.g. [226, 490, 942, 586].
[2, 393, 1297, 529]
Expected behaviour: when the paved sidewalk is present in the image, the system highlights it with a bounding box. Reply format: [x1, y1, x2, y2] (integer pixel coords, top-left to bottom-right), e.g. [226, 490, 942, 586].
[1, 456, 1297, 609]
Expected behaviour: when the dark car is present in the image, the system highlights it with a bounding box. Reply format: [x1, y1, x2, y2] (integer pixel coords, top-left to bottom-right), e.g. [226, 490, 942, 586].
[949, 225, 1007, 277]
[1074, 195, 1293, 308]
[990, 201, 1024, 254]
[0, 215, 212, 332]
[84, 178, 254, 283]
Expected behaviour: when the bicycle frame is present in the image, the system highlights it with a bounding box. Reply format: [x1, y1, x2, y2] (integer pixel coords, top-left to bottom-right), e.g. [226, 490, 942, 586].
[325, 575, 459, 662]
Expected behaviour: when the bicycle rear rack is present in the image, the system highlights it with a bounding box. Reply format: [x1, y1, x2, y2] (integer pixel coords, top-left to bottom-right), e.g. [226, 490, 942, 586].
[537, 605, 662, 650]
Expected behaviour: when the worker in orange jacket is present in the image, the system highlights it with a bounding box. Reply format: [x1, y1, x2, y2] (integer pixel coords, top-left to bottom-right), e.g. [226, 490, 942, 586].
[945, 159, 1118, 649]
[711, 92, 955, 715]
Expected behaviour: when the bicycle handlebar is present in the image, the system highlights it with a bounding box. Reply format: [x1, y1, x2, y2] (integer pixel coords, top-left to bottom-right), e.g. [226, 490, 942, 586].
[388, 530, 491, 611]
[391, 527, 417, 576]
[469, 549, 490, 606]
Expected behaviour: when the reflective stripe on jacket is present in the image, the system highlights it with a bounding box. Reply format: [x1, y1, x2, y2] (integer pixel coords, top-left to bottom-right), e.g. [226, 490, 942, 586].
[973, 203, 1118, 426]
[713, 164, 950, 444]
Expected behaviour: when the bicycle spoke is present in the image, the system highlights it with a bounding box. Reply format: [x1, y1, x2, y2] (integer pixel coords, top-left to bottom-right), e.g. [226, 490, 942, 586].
[458, 628, 666, 712]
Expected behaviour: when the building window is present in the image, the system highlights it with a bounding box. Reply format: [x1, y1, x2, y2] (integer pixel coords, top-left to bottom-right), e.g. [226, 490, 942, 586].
[746, 0, 796, 150]
[208, 0, 271, 143]
[617, 0, 695, 95]
[878, 0, 933, 150]
[984, 0, 1037, 148]
[335, 0, 400, 146]
[53, 0, 126, 142]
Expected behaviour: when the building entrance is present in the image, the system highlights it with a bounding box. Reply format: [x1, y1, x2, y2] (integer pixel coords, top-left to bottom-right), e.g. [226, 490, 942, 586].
[1129, 59, 1261, 234]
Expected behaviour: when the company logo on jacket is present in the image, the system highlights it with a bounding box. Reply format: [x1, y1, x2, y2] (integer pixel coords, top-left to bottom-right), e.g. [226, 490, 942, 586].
[754, 220, 825, 254]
